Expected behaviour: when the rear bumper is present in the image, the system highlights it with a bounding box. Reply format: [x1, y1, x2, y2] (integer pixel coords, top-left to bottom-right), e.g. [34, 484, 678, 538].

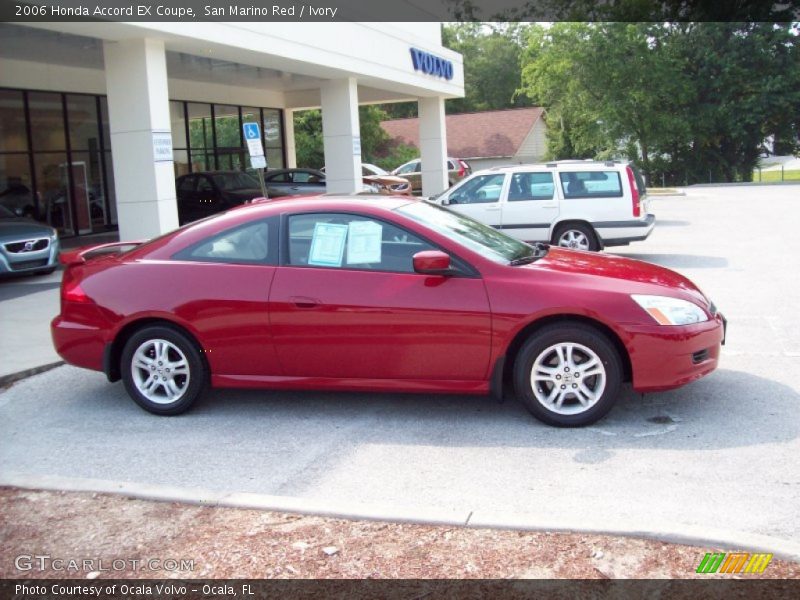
[596, 214, 655, 247]
[627, 311, 725, 392]
[51, 314, 106, 372]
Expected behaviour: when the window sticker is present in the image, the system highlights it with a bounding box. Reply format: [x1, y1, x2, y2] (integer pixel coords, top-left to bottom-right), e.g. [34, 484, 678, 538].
[308, 222, 348, 267]
[347, 221, 383, 264]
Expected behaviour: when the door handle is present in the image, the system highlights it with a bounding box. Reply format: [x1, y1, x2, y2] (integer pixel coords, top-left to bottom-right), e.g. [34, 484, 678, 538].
[289, 296, 321, 309]
[542, 203, 558, 208]
[484, 206, 501, 212]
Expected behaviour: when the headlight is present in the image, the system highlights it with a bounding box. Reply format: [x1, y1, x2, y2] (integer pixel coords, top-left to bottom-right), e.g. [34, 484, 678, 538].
[631, 295, 708, 325]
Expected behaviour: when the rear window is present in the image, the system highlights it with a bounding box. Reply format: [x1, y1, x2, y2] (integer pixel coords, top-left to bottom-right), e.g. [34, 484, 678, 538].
[559, 171, 623, 199]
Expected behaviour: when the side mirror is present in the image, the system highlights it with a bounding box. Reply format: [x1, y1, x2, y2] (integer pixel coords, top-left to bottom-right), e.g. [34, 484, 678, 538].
[413, 250, 452, 276]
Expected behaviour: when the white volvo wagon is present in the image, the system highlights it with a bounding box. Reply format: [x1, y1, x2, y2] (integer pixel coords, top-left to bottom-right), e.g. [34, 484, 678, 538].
[431, 160, 655, 251]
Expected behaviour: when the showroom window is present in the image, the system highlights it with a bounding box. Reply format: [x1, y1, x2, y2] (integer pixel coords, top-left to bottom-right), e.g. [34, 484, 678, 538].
[0, 88, 113, 236]
[0, 87, 286, 237]
[176, 101, 286, 176]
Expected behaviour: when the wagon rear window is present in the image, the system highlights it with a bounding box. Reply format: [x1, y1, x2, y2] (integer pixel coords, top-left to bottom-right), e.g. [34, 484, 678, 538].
[559, 171, 623, 199]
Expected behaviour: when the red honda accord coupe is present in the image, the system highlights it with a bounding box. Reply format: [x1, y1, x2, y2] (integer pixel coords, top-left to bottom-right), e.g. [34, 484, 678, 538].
[52, 197, 725, 427]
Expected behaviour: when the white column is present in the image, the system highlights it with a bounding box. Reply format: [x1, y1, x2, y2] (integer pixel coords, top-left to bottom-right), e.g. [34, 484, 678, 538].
[103, 38, 178, 240]
[321, 78, 361, 194]
[418, 96, 449, 197]
[283, 109, 297, 169]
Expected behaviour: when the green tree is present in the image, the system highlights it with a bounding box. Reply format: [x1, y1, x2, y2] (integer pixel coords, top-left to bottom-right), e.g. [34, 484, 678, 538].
[293, 105, 418, 171]
[519, 22, 800, 184]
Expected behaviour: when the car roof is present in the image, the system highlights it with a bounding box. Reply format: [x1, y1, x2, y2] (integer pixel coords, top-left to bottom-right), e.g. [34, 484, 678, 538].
[472, 160, 632, 176]
[239, 194, 416, 215]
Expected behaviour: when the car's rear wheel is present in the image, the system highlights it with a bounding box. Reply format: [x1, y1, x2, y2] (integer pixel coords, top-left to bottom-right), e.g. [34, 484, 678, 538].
[553, 223, 599, 251]
[514, 324, 622, 427]
[121, 326, 206, 415]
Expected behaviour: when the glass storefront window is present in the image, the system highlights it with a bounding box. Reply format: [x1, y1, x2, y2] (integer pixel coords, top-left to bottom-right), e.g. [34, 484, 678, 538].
[1, 89, 285, 237]
[34, 152, 71, 233]
[28, 92, 66, 151]
[0, 90, 28, 152]
[66, 94, 100, 152]
[263, 109, 282, 147]
[213, 104, 240, 149]
[0, 153, 35, 218]
[187, 103, 212, 152]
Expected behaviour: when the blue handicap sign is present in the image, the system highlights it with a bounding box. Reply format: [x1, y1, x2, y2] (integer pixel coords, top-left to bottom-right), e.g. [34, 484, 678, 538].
[243, 122, 261, 140]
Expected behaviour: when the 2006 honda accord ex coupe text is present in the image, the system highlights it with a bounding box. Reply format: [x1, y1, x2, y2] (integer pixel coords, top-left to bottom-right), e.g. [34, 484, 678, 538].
[52, 196, 726, 427]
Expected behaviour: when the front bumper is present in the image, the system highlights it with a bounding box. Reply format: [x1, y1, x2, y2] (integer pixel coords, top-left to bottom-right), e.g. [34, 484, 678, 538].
[627, 311, 725, 392]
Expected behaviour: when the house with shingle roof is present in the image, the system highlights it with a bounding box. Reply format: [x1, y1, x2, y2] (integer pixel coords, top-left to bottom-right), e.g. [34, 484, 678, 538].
[381, 107, 547, 171]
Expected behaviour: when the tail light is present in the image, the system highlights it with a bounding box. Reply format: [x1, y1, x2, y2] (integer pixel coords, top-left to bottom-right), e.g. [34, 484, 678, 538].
[626, 166, 641, 217]
[61, 268, 91, 306]
[458, 160, 467, 177]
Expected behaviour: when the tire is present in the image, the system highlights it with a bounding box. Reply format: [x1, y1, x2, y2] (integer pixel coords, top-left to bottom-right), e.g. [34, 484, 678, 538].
[552, 222, 599, 251]
[513, 323, 622, 427]
[120, 325, 206, 415]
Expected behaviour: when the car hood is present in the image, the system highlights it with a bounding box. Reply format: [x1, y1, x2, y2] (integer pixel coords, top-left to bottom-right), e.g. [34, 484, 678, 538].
[525, 247, 709, 307]
[0, 219, 55, 239]
[364, 175, 408, 185]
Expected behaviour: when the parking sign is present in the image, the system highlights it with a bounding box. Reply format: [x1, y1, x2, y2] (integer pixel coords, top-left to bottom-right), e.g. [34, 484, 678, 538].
[243, 122, 265, 159]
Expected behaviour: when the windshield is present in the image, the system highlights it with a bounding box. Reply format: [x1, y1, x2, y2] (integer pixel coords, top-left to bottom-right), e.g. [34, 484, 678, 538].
[211, 172, 260, 191]
[397, 201, 537, 265]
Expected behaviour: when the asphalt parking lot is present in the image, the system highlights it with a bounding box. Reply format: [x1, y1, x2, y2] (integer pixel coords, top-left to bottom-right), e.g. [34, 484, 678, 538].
[1, 184, 799, 551]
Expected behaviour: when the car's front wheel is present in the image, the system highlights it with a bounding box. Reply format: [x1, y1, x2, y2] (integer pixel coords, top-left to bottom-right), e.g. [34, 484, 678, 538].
[121, 325, 206, 415]
[514, 323, 622, 427]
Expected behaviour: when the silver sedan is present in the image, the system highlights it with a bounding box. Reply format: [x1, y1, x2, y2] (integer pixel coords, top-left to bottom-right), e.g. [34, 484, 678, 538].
[0, 205, 60, 277]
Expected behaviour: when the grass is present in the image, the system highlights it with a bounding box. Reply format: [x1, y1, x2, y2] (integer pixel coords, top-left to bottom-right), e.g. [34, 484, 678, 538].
[753, 169, 800, 182]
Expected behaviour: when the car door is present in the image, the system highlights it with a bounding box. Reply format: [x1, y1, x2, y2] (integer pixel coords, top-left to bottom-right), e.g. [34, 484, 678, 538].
[176, 175, 197, 224]
[195, 175, 220, 218]
[289, 170, 327, 195]
[500, 171, 559, 242]
[444, 173, 507, 230]
[269, 211, 492, 381]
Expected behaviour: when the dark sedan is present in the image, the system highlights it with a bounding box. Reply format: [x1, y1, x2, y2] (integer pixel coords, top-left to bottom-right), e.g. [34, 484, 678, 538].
[176, 171, 263, 224]
[263, 168, 327, 198]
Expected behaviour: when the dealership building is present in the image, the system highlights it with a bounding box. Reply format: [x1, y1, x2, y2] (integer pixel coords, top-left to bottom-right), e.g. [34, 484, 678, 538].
[0, 22, 464, 240]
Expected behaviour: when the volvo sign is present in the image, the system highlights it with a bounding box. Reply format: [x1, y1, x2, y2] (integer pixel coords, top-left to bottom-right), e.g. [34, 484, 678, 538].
[410, 48, 454, 80]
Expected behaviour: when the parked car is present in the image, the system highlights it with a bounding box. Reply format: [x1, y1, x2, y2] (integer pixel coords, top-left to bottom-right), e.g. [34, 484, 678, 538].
[0, 181, 38, 219]
[52, 197, 725, 427]
[360, 163, 412, 195]
[392, 157, 472, 194]
[431, 160, 654, 251]
[264, 168, 327, 198]
[0, 205, 60, 277]
[176, 171, 263, 224]
[314, 166, 412, 196]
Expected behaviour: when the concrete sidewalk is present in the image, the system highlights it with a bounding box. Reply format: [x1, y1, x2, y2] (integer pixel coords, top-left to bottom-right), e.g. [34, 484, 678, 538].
[0, 232, 118, 382]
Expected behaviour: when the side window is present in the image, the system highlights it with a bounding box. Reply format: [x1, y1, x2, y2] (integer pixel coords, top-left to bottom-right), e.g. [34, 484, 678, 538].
[508, 172, 555, 202]
[177, 176, 196, 193]
[196, 177, 213, 193]
[288, 213, 435, 273]
[396, 161, 419, 175]
[291, 171, 322, 184]
[173, 219, 275, 264]
[560, 171, 623, 199]
[449, 174, 505, 205]
[266, 172, 290, 183]
[447, 160, 456, 171]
